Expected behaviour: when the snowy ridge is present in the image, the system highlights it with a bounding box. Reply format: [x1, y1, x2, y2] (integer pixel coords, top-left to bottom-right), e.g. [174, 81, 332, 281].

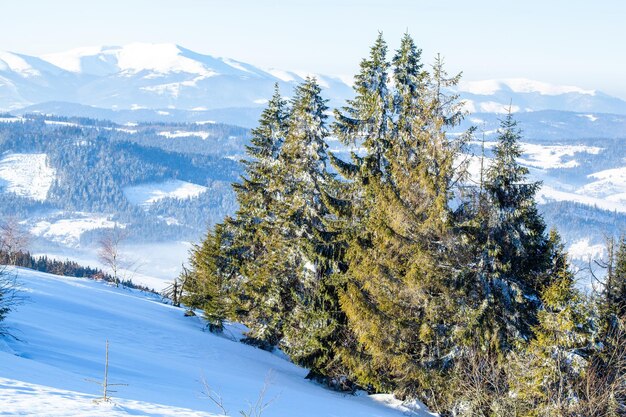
[458, 78, 596, 96]
[0, 267, 431, 417]
[1, 43, 625, 114]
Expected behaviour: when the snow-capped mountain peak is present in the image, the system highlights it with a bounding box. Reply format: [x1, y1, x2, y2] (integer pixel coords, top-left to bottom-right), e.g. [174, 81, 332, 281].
[0, 51, 42, 77]
[41, 43, 219, 77]
[458, 78, 596, 97]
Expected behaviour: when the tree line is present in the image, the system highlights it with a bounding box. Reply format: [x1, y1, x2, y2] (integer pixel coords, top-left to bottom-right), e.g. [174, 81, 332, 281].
[179, 34, 625, 416]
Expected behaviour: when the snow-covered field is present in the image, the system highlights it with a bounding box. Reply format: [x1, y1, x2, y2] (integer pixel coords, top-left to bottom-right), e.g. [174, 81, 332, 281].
[158, 130, 211, 140]
[0, 267, 433, 417]
[30, 212, 119, 247]
[0, 153, 55, 201]
[124, 179, 207, 206]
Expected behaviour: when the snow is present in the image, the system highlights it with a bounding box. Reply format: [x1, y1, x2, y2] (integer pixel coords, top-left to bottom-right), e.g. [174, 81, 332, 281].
[265, 68, 296, 82]
[222, 58, 252, 74]
[576, 167, 626, 204]
[41, 45, 112, 73]
[579, 114, 598, 122]
[30, 213, 118, 247]
[158, 130, 211, 140]
[0, 267, 431, 417]
[519, 143, 602, 170]
[0, 153, 55, 201]
[44, 120, 80, 127]
[124, 179, 208, 206]
[458, 78, 596, 96]
[0, 116, 24, 123]
[42, 43, 218, 77]
[568, 238, 605, 261]
[537, 185, 626, 213]
[0, 51, 41, 77]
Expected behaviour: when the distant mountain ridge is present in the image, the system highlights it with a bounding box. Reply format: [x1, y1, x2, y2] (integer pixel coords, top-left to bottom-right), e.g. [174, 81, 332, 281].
[2, 43, 626, 118]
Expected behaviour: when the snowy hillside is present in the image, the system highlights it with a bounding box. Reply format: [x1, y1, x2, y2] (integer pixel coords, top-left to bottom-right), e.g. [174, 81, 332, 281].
[0, 153, 55, 201]
[0, 267, 433, 417]
[124, 179, 208, 207]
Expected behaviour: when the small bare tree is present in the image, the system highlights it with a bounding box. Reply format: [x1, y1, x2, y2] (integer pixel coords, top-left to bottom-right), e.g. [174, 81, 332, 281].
[201, 370, 277, 417]
[162, 265, 188, 307]
[0, 217, 31, 265]
[86, 339, 127, 403]
[98, 227, 132, 287]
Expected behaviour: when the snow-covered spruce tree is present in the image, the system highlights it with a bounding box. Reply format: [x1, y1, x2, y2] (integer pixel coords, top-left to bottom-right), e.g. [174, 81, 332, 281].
[275, 77, 350, 385]
[227, 84, 297, 348]
[458, 110, 550, 354]
[511, 229, 593, 417]
[332, 33, 467, 401]
[182, 86, 289, 337]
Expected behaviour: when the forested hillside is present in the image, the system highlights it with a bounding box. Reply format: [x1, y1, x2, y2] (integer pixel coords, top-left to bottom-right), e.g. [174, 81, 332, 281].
[0, 115, 244, 245]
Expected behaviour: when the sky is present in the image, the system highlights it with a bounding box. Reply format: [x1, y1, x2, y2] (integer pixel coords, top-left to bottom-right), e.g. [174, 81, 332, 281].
[2, 0, 625, 98]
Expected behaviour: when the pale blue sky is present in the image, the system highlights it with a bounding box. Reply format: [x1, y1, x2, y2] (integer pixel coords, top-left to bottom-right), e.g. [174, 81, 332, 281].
[2, 0, 625, 97]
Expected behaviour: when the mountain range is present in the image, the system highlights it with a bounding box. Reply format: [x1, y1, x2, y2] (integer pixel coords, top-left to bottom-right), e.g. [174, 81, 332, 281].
[2, 43, 626, 121]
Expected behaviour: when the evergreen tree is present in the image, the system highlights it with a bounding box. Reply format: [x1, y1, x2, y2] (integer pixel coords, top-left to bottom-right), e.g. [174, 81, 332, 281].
[333, 34, 466, 401]
[277, 78, 349, 383]
[513, 230, 592, 417]
[460, 110, 550, 354]
[227, 85, 292, 347]
[332, 32, 393, 180]
[604, 235, 626, 321]
[182, 223, 235, 331]
[182, 86, 289, 338]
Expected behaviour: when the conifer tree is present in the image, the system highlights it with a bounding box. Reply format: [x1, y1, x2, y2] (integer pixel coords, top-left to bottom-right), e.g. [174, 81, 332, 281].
[332, 32, 393, 181]
[228, 84, 293, 348]
[513, 230, 592, 416]
[332, 34, 466, 400]
[182, 86, 289, 337]
[604, 235, 626, 320]
[276, 77, 348, 381]
[182, 223, 235, 331]
[461, 110, 550, 353]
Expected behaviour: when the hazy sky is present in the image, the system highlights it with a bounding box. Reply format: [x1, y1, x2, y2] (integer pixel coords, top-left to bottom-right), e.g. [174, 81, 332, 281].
[2, 0, 625, 98]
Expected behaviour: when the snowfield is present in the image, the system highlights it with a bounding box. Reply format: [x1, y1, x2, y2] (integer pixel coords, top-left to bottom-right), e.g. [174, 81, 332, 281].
[158, 130, 211, 140]
[0, 153, 55, 201]
[0, 267, 433, 417]
[30, 213, 118, 248]
[124, 179, 208, 206]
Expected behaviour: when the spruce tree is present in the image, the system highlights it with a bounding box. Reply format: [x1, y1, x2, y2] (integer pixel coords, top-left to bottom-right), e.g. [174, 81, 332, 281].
[276, 78, 348, 382]
[181, 223, 235, 331]
[513, 230, 592, 416]
[461, 110, 550, 354]
[332, 34, 466, 400]
[605, 235, 626, 320]
[182, 86, 289, 338]
[229, 84, 293, 348]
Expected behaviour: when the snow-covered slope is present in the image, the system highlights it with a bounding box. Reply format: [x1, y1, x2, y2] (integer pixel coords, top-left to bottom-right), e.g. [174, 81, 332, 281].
[0, 153, 56, 201]
[124, 179, 208, 206]
[0, 267, 433, 417]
